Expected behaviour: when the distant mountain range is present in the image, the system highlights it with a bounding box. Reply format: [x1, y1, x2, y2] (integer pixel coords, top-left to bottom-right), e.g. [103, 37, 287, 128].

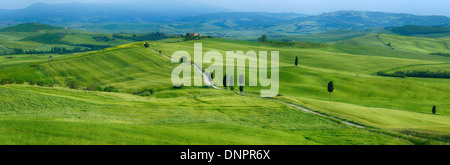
[0, 3, 449, 35]
[0, 2, 230, 24]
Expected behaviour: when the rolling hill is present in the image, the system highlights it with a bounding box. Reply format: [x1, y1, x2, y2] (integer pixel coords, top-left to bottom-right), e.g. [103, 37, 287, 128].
[0, 23, 168, 54]
[275, 11, 450, 33]
[39, 42, 176, 93]
[0, 22, 450, 144]
[1, 3, 450, 39]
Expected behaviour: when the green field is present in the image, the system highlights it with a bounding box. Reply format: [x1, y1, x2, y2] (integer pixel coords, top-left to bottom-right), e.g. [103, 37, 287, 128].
[0, 24, 449, 144]
[0, 40, 41, 50]
[1, 85, 417, 145]
[0, 23, 133, 54]
[39, 43, 176, 92]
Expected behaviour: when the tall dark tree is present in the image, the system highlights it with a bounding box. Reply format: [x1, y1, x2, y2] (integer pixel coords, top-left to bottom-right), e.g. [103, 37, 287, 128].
[295, 56, 298, 67]
[229, 76, 234, 90]
[239, 85, 244, 94]
[328, 81, 334, 101]
[144, 42, 149, 48]
[223, 75, 228, 89]
[180, 57, 184, 63]
[210, 72, 214, 81]
[262, 35, 267, 42]
[432, 105, 436, 114]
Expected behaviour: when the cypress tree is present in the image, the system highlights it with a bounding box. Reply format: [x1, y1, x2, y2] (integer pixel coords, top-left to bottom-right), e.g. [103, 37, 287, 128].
[328, 81, 334, 101]
[223, 75, 227, 89]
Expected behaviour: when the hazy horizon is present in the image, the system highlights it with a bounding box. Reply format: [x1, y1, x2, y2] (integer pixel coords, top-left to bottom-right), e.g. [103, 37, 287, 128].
[1, 0, 449, 17]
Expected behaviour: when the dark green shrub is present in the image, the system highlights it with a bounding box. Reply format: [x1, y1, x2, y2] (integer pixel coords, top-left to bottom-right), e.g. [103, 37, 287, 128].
[377, 71, 406, 78]
[103, 86, 119, 92]
[0, 79, 7, 85]
[37, 81, 47, 86]
[1, 78, 15, 85]
[133, 88, 154, 96]
[65, 79, 79, 89]
[28, 79, 36, 85]
[15, 78, 25, 84]
[86, 83, 103, 91]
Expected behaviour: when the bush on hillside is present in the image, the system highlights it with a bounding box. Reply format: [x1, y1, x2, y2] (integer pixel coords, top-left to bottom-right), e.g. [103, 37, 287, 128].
[377, 71, 406, 78]
[27, 79, 36, 85]
[103, 86, 119, 92]
[15, 78, 25, 84]
[86, 83, 103, 91]
[65, 79, 79, 89]
[133, 88, 154, 96]
[0, 78, 15, 85]
[37, 81, 47, 86]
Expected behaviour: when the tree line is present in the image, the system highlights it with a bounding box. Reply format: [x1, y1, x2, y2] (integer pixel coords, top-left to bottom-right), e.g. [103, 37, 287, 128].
[258, 34, 325, 48]
[429, 52, 450, 57]
[0, 77, 53, 87]
[92, 36, 111, 42]
[112, 32, 168, 41]
[392, 25, 450, 35]
[2, 45, 112, 55]
[377, 70, 450, 79]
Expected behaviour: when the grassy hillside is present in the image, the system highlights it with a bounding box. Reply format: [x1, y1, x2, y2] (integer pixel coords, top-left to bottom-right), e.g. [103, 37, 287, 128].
[38, 43, 176, 93]
[147, 38, 450, 142]
[0, 40, 41, 50]
[267, 28, 382, 43]
[385, 63, 450, 73]
[391, 25, 450, 36]
[0, 85, 413, 145]
[0, 23, 131, 54]
[1, 32, 449, 144]
[0, 23, 62, 32]
[332, 33, 450, 61]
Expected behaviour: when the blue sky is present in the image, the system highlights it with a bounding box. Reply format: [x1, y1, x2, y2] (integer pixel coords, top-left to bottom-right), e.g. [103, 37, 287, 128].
[1, 0, 449, 16]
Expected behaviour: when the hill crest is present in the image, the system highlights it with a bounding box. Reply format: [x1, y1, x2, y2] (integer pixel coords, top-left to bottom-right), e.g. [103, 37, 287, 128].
[0, 23, 62, 32]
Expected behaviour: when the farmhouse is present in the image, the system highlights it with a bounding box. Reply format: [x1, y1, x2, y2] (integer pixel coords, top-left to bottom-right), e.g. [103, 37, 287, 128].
[187, 33, 201, 37]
